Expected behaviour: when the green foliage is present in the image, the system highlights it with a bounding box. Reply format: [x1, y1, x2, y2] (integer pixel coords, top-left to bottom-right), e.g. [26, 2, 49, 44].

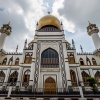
[87, 77, 97, 87]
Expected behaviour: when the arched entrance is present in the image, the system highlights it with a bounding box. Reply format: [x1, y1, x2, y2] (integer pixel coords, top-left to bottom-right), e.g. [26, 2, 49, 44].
[44, 77, 56, 94]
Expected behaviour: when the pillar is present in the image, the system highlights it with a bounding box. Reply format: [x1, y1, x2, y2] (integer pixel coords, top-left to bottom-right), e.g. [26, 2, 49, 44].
[16, 66, 23, 87]
[89, 68, 94, 77]
[3, 67, 11, 86]
[29, 42, 37, 86]
[76, 67, 84, 86]
[63, 42, 71, 87]
[16, 49, 25, 87]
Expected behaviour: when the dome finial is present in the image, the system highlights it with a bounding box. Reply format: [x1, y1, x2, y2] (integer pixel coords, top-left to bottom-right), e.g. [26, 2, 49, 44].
[48, 11, 50, 15]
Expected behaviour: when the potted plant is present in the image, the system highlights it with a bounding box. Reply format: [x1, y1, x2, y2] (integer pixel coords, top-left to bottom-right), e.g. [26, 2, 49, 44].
[87, 77, 97, 94]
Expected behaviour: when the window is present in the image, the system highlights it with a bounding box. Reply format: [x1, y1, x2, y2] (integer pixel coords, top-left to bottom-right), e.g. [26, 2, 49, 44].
[95, 71, 100, 83]
[70, 70, 77, 85]
[15, 58, 19, 65]
[80, 58, 84, 65]
[41, 48, 59, 68]
[23, 70, 30, 84]
[0, 71, 5, 82]
[68, 53, 75, 64]
[8, 71, 18, 85]
[24, 53, 32, 64]
[82, 71, 89, 82]
[92, 58, 97, 65]
[2, 58, 7, 65]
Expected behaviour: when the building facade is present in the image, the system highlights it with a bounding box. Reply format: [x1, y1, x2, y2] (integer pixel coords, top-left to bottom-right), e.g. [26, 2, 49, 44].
[0, 14, 100, 93]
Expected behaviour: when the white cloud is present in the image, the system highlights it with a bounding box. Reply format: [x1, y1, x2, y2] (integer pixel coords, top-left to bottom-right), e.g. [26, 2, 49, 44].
[52, 0, 75, 33]
[0, 0, 48, 52]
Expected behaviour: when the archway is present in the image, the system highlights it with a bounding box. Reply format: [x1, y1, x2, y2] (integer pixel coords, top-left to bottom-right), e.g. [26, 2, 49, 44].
[44, 77, 56, 94]
[41, 48, 59, 68]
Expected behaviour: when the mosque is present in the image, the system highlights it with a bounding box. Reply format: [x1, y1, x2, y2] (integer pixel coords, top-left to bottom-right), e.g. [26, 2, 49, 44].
[0, 14, 100, 94]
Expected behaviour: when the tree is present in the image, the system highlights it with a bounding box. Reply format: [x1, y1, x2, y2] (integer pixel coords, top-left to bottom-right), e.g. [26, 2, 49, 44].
[87, 77, 97, 93]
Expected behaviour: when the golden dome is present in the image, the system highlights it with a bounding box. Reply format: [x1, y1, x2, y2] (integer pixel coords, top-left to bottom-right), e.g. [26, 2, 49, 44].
[38, 15, 61, 29]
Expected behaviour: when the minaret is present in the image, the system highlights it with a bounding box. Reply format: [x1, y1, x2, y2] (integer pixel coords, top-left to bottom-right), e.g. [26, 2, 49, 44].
[72, 39, 75, 49]
[0, 22, 12, 50]
[87, 22, 100, 49]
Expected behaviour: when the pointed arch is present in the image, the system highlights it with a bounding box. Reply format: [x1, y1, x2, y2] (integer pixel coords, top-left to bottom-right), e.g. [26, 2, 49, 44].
[68, 53, 75, 64]
[23, 70, 30, 85]
[92, 58, 97, 65]
[80, 58, 84, 65]
[8, 57, 13, 65]
[70, 70, 77, 85]
[15, 58, 19, 65]
[0, 71, 5, 82]
[41, 48, 59, 68]
[8, 71, 18, 84]
[95, 71, 100, 83]
[86, 57, 91, 65]
[2, 58, 7, 65]
[44, 77, 56, 94]
[82, 71, 89, 82]
[24, 53, 32, 64]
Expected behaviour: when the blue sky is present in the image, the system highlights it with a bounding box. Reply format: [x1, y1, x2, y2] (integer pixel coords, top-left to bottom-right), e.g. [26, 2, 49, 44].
[0, 0, 100, 53]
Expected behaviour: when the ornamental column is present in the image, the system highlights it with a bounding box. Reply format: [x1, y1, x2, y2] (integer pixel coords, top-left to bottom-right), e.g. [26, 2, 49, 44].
[16, 48, 26, 87]
[29, 42, 37, 87]
[89, 68, 94, 77]
[3, 67, 11, 86]
[16, 66, 23, 87]
[63, 42, 71, 87]
[76, 66, 84, 86]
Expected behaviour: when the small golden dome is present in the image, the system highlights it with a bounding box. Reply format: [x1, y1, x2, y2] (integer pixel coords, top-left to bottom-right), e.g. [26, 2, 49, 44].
[38, 15, 61, 29]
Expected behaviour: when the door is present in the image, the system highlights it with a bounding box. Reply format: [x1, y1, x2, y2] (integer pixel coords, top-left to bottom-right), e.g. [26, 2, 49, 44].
[44, 77, 56, 94]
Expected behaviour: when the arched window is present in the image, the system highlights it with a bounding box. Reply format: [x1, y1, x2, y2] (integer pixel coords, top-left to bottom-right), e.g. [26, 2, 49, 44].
[70, 70, 77, 86]
[68, 53, 75, 64]
[82, 71, 89, 83]
[23, 70, 30, 85]
[8, 56, 13, 65]
[41, 48, 59, 68]
[92, 58, 97, 65]
[2, 58, 7, 65]
[0, 71, 5, 82]
[95, 71, 100, 83]
[24, 53, 32, 64]
[15, 58, 19, 65]
[80, 58, 84, 65]
[8, 71, 18, 85]
[86, 57, 91, 65]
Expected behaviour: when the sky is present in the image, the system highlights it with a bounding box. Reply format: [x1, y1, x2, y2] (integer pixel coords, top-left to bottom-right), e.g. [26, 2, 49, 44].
[0, 0, 100, 53]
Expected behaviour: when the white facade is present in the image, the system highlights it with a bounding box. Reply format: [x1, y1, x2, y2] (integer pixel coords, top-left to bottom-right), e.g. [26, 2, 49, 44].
[0, 15, 100, 92]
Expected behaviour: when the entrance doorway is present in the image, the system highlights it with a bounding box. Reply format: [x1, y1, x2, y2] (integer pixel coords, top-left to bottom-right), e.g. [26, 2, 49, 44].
[44, 77, 56, 94]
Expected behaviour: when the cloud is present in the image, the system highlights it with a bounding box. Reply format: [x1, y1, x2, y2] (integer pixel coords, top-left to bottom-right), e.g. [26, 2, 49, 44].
[51, 0, 100, 52]
[0, 0, 48, 52]
[51, 0, 75, 33]
[0, 0, 100, 52]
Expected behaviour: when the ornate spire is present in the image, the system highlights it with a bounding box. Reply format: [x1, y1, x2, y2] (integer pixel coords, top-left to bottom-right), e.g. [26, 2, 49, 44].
[72, 39, 75, 49]
[24, 39, 27, 49]
[80, 45, 83, 53]
[16, 45, 18, 52]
